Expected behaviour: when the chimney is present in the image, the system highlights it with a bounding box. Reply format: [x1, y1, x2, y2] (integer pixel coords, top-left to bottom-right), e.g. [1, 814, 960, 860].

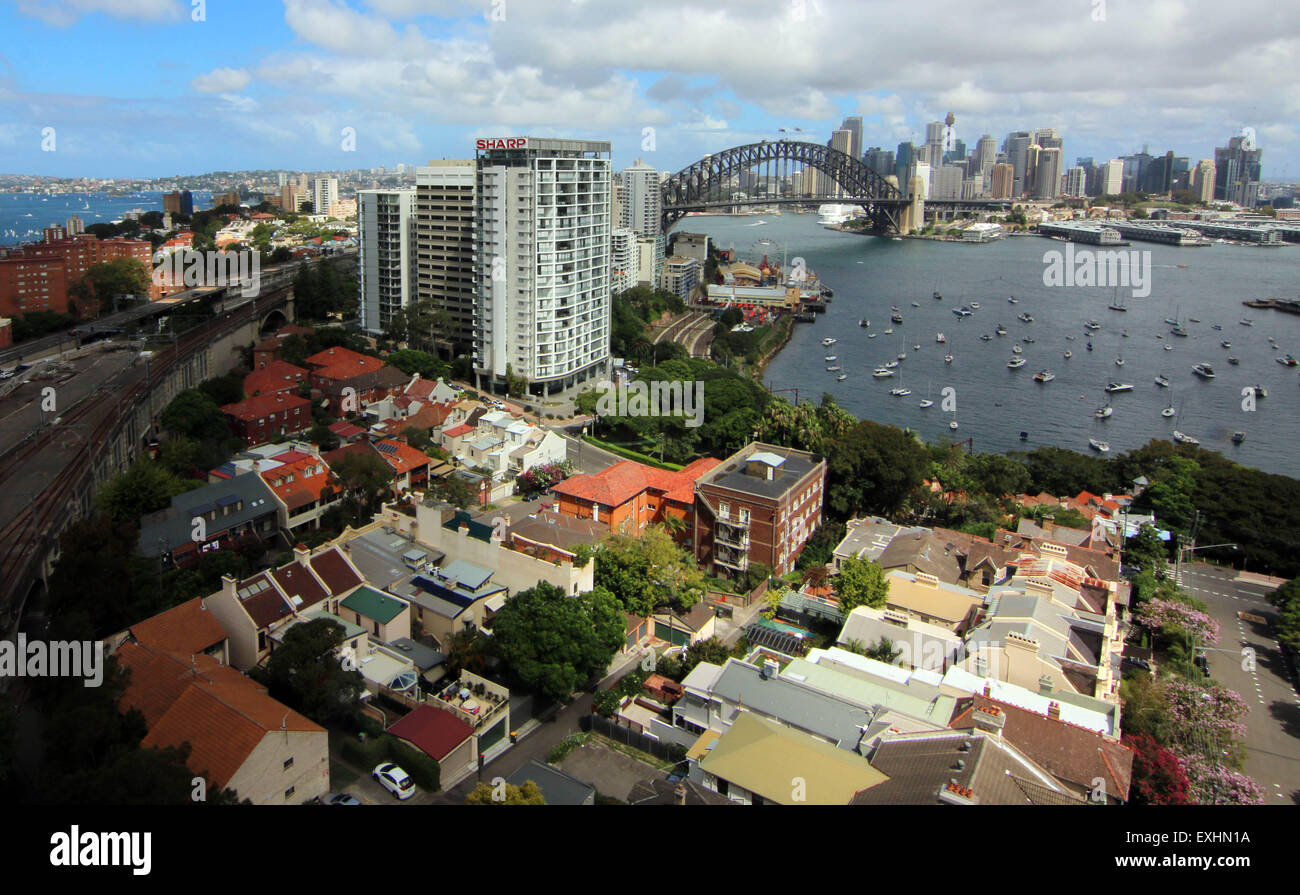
[221, 573, 238, 600]
[972, 704, 1005, 736]
[1047, 701, 1061, 721]
[674, 783, 687, 806]
[294, 543, 311, 567]
[1043, 514, 1055, 534]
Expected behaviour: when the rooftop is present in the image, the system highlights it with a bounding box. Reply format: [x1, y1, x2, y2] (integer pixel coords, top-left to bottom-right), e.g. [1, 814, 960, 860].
[341, 585, 408, 625]
[695, 442, 823, 502]
[386, 704, 475, 761]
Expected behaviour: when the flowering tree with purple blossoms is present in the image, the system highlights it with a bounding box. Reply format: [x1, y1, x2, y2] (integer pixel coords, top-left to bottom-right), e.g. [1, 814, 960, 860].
[1163, 680, 1248, 757]
[1176, 752, 1265, 805]
[1133, 598, 1220, 645]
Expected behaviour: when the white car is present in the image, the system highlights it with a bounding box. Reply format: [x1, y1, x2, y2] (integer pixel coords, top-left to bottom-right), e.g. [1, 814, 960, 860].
[373, 763, 416, 801]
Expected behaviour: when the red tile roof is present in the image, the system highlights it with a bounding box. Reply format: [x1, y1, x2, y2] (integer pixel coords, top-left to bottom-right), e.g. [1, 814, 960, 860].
[270, 562, 330, 613]
[328, 420, 366, 438]
[443, 423, 473, 438]
[950, 693, 1133, 801]
[404, 379, 437, 401]
[118, 642, 323, 790]
[245, 360, 308, 397]
[552, 457, 721, 509]
[221, 392, 310, 422]
[129, 597, 227, 656]
[309, 548, 363, 596]
[386, 704, 474, 761]
[305, 346, 383, 382]
[262, 454, 336, 511]
[375, 438, 430, 475]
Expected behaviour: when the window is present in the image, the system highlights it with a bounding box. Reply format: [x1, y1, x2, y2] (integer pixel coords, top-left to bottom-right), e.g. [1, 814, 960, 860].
[284, 786, 295, 799]
[283, 757, 294, 770]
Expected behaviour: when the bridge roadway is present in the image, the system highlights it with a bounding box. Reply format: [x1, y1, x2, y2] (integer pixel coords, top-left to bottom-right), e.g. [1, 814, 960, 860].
[0, 281, 296, 632]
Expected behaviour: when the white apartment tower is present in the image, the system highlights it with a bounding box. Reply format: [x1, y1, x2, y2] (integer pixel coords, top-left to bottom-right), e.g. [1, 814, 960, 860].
[474, 137, 612, 396]
[610, 227, 638, 296]
[357, 188, 417, 335]
[313, 177, 339, 214]
[619, 159, 665, 288]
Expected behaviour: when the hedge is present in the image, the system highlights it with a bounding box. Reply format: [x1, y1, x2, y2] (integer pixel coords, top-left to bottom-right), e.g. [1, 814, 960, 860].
[339, 732, 441, 792]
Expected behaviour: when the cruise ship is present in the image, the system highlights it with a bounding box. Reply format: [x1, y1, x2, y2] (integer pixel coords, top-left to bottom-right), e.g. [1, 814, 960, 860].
[817, 203, 861, 227]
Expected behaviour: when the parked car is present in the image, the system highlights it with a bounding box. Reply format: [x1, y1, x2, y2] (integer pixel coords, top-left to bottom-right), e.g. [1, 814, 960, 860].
[322, 792, 362, 806]
[373, 763, 416, 800]
[1122, 656, 1152, 671]
[1193, 654, 1209, 674]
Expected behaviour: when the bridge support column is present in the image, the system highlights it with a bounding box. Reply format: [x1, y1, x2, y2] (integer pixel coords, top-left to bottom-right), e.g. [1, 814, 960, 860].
[900, 176, 926, 234]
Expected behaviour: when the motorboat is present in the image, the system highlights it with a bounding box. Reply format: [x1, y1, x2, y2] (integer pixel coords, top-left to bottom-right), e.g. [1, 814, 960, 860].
[837, 374, 848, 381]
[913, 344, 921, 351]
[1023, 336, 1035, 344]
[1251, 384, 1268, 399]
[891, 313, 904, 323]
[953, 307, 972, 317]
[1172, 430, 1200, 445]
[1008, 296, 1018, 303]
[980, 334, 992, 341]
[1086, 341, 1094, 351]
[911, 302, 920, 307]
[934, 291, 943, 300]
[1089, 438, 1110, 453]
[824, 355, 838, 361]
[1105, 382, 1134, 393]
[1084, 320, 1101, 330]
[867, 333, 877, 338]
[995, 325, 1008, 335]
[944, 354, 954, 364]
[1278, 355, 1298, 367]
[884, 328, 894, 335]
[1095, 405, 1113, 419]
[873, 367, 894, 378]
[890, 387, 912, 397]
[1188, 317, 1201, 323]
[1171, 326, 1188, 337]
[1161, 404, 1177, 418]
[1232, 431, 1245, 445]
[1012, 345, 1023, 354]
[919, 399, 934, 408]
[1212, 324, 1223, 331]
[970, 302, 980, 309]
[1220, 340, 1231, 349]
[826, 365, 841, 372]
[859, 319, 869, 327]
[1033, 369, 1055, 383]
[1154, 375, 1170, 388]
[1064, 350, 1073, 359]
[936, 333, 946, 343]
[1115, 357, 1125, 367]
[1227, 356, 1240, 366]
[1192, 363, 1216, 379]
[897, 353, 907, 361]
[822, 337, 838, 346]
[1018, 313, 1033, 323]
[1240, 318, 1254, 326]
[1163, 344, 1173, 350]
[1007, 357, 1027, 368]
[949, 420, 959, 430]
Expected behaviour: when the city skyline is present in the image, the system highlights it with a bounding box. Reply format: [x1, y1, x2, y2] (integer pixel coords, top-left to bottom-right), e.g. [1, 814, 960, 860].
[0, 0, 1296, 180]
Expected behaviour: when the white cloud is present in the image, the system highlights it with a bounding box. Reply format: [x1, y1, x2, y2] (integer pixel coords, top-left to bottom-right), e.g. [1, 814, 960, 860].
[192, 67, 252, 94]
[16, 0, 180, 26]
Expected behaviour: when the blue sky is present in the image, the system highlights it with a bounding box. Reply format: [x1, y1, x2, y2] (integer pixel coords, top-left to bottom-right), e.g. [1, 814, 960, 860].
[1, 0, 1296, 180]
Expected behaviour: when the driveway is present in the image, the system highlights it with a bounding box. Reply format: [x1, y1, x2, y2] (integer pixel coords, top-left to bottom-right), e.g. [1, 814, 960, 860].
[1175, 562, 1300, 803]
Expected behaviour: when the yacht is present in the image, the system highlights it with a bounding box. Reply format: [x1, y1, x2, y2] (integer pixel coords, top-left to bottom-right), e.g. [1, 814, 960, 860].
[890, 387, 913, 397]
[1064, 350, 1073, 359]
[1172, 430, 1200, 445]
[1089, 438, 1111, 453]
[1278, 355, 1298, 367]
[1220, 340, 1231, 349]
[980, 334, 993, 341]
[824, 355, 838, 361]
[995, 324, 1008, 335]
[1007, 357, 1027, 369]
[1105, 382, 1134, 393]
[872, 367, 894, 378]
[1154, 375, 1170, 388]
[891, 312, 904, 324]
[1192, 363, 1216, 379]
[886, 360, 900, 369]
[1240, 318, 1254, 326]
[1162, 403, 1177, 418]
[970, 302, 980, 309]
[1033, 369, 1056, 383]
[837, 373, 848, 381]
[1084, 320, 1101, 330]
[919, 399, 934, 408]
[944, 353, 954, 364]
[1227, 356, 1240, 366]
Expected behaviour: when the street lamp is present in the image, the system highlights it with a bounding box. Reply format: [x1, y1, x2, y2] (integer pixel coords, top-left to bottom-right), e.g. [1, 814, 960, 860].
[1174, 542, 1237, 583]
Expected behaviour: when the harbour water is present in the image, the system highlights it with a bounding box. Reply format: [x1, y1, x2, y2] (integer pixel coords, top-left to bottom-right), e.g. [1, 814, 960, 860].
[686, 213, 1300, 477]
[0, 190, 214, 245]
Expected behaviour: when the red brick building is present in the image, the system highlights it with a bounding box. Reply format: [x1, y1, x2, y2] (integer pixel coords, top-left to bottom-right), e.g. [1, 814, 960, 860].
[244, 360, 308, 397]
[693, 443, 827, 579]
[551, 457, 721, 542]
[0, 233, 153, 317]
[304, 346, 407, 407]
[221, 392, 312, 446]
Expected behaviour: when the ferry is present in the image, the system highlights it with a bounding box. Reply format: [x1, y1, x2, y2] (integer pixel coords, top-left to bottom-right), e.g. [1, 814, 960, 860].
[1154, 375, 1170, 388]
[1007, 357, 1027, 369]
[1033, 370, 1056, 383]
[1106, 382, 1134, 393]
[1089, 438, 1110, 453]
[1192, 363, 1216, 379]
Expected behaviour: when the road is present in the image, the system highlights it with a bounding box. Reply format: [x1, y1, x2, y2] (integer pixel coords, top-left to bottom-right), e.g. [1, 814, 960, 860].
[560, 432, 624, 475]
[1175, 562, 1300, 803]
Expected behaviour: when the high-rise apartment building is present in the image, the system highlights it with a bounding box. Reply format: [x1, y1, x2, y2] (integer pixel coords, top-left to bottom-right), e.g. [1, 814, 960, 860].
[619, 159, 665, 288]
[313, 178, 339, 214]
[413, 161, 476, 355]
[357, 188, 416, 336]
[474, 137, 611, 396]
[610, 227, 638, 296]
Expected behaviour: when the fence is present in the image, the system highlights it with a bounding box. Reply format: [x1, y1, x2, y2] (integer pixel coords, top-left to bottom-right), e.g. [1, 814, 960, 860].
[580, 714, 688, 764]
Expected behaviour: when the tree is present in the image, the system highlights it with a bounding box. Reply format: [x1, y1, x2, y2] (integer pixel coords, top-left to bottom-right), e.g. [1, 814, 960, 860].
[265, 618, 365, 727]
[1125, 523, 1168, 573]
[1268, 578, 1300, 654]
[832, 556, 889, 612]
[489, 582, 625, 702]
[465, 780, 546, 805]
[430, 475, 477, 509]
[161, 389, 231, 443]
[864, 636, 903, 664]
[96, 459, 189, 524]
[46, 515, 159, 640]
[1123, 732, 1190, 805]
[386, 349, 447, 380]
[69, 257, 151, 315]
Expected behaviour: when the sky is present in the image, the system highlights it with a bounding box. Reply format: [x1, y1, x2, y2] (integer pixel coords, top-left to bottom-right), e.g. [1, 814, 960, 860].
[0, 0, 1297, 181]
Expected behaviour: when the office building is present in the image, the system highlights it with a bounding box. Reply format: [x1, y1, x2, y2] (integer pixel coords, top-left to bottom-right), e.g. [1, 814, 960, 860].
[413, 161, 476, 355]
[972, 135, 997, 179]
[841, 116, 864, 162]
[864, 147, 895, 180]
[313, 177, 339, 215]
[990, 163, 1015, 200]
[925, 121, 946, 172]
[895, 142, 915, 197]
[1100, 159, 1124, 196]
[1190, 159, 1216, 203]
[357, 188, 417, 335]
[829, 129, 854, 198]
[930, 165, 964, 200]
[1003, 131, 1033, 198]
[1063, 166, 1086, 198]
[1035, 147, 1063, 199]
[1215, 131, 1262, 207]
[474, 137, 611, 396]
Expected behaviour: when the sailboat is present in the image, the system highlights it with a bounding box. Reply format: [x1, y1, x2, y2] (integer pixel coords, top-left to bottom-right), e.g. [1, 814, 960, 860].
[1107, 286, 1127, 312]
[919, 381, 934, 409]
[1171, 399, 1198, 443]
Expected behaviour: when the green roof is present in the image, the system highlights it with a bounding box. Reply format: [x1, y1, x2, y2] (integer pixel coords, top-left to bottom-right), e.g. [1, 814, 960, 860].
[341, 586, 407, 625]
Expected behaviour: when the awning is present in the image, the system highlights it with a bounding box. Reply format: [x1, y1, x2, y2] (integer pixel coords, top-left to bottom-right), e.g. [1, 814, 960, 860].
[484, 593, 508, 614]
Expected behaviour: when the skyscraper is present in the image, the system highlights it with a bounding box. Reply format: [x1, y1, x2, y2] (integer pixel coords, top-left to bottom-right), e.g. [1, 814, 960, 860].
[924, 122, 946, 174]
[1064, 165, 1086, 198]
[313, 177, 338, 214]
[1101, 159, 1124, 196]
[1191, 159, 1216, 203]
[620, 159, 665, 288]
[895, 142, 915, 196]
[1003, 131, 1033, 198]
[1035, 147, 1063, 199]
[413, 161, 476, 353]
[840, 116, 863, 162]
[990, 163, 1015, 199]
[357, 188, 416, 336]
[829, 129, 853, 197]
[1214, 131, 1262, 207]
[972, 135, 997, 177]
[864, 147, 895, 180]
[1024, 144, 1042, 197]
[474, 137, 611, 396]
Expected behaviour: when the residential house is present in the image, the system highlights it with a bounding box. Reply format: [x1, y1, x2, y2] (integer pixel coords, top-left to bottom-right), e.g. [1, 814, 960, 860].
[304, 346, 407, 407]
[650, 602, 717, 647]
[551, 457, 722, 541]
[386, 704, 477, 787]
[397, 558, 508, 644]
[836, 605, 964, 673]
[115, 642, 329, 805]
[507, 510, 609, 564]
[692, 711, 887, 805]
[832, 516, 906, 570]
[244, 360, 308, 398]
[137, 472, 279, 565]
[373, 438, 431, 491]
[221, 392, 312, 447]
[693, 443, 827, 578]
[627, 776, 733, 806]
[108, 596, 230, 665]
[259, 449, 341, 531]
[881, 570, 986, 634]
[339, 585, 412, 642]
[949, 690, 1133, 803]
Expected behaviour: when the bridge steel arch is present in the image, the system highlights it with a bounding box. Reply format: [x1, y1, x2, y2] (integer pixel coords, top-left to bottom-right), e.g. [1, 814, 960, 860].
[660, 140, 909, 233]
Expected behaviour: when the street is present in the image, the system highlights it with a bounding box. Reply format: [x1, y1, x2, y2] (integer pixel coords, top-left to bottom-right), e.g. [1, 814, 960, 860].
[1175, 562, 1300, 803]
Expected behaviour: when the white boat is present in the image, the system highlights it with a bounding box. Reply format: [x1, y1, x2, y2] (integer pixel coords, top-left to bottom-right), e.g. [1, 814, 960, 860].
[913, 344, 921, 351]
[837, 374, 847, 381]
[890, 387, 912, 397]
[1008, 296, 1018, 303]
[1105, 382, 1133, 393]
[1096, 404, 1113, 419]
[969, 302, 980, 309]
[1161, 405, 1177, 418]
[944, 354, 954, 364]
[949, 420, 959, 430]
[873, 368, 894, 378]
[1154, 375, 1170, 388]
[822, 337, 838, 346]
[1089, 438, 1110, 453]
[867, 333, 877, 339]
[1012, 345, 1022, 354]
[885, 361, 900, 369]
[1192, 363, 1215, 379]
[1033, 370, 1055, 383]
[1172, 430, 1200, 445]
[883, 328, 894, 335]
[1007, 357, 1027, 369]
[1115, 357, 1124, 367]
[897, 353, 907, 360]
[824, 355, 837, 361]
[936, 333, 946, 343]
[1064, 350, 1073, 359]
[826, 365, 841, 372]
[1164, 344, 1173, 351]
[919, 399, 934, 408]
